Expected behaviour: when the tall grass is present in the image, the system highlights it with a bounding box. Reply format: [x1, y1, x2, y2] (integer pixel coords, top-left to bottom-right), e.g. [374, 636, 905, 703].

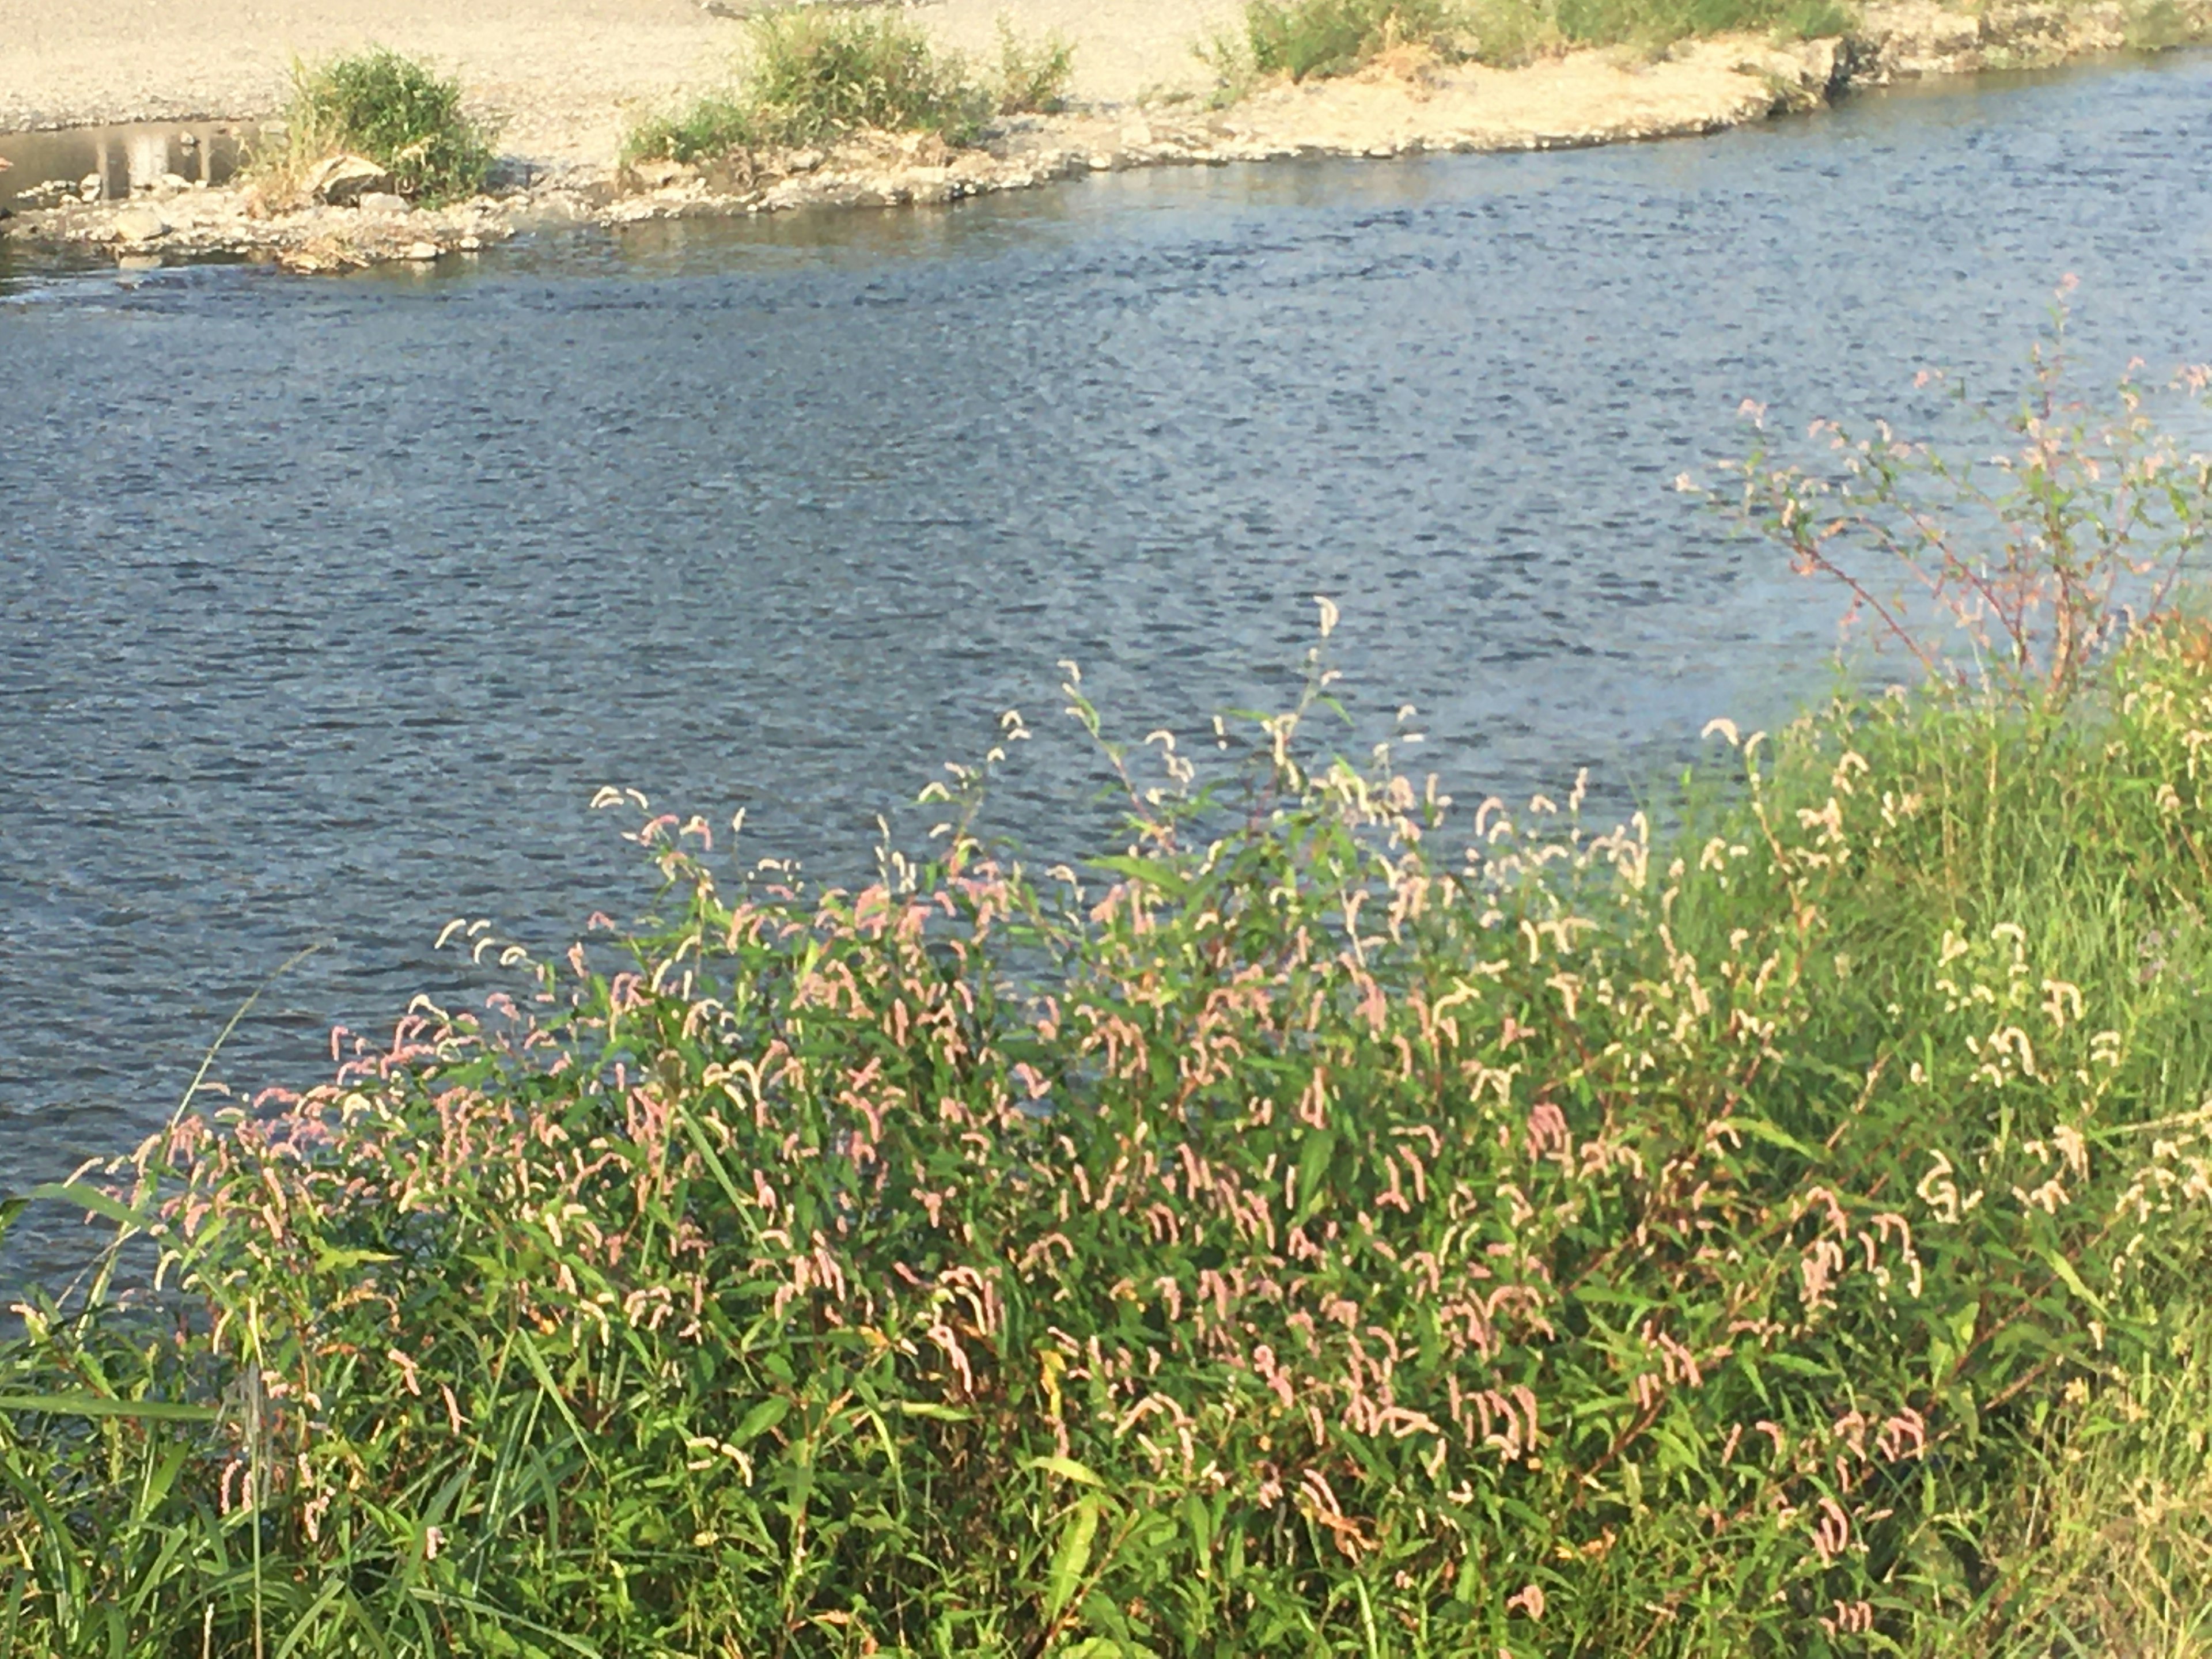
[5, 328, 2212, 1654]
[626, 10, 1074, 169]
[264, 49, 497, 205]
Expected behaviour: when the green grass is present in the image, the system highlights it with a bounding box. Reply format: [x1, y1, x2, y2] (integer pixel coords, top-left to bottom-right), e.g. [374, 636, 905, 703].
[1246, 0, 1467, 80]
[267, 48, 497, 205]
[1549, 0, 1850, 46]
[5, 336, 2212, 1654]
[1214, 0, 1851, 88]
[995, 21, 1077, 116]
[626, 9, 1074, 169]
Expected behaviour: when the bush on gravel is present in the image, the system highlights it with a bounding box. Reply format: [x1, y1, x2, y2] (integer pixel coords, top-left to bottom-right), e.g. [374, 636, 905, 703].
[270, 48, 498, 205]
[626, 9, 1073, 169]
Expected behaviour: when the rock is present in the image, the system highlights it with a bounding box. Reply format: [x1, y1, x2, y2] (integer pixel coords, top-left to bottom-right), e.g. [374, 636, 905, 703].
[116, 253, 164, 271]
[628, 158, 698, 191]
[79, 172, 104, 202]
[113, 204, 170, 244]
[357, 192, 411, 215]
[305, 154, 393, 207]
[785, 148, 824, 173]
[156, 172, 193, 196]
[893, 131, 950, 167]
[402, 240, 442, 262]
[457, 234, 483, 251]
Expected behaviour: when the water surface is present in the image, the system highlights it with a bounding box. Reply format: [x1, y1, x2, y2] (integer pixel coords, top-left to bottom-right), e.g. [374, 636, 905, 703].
[4, 54, 2210, 1282]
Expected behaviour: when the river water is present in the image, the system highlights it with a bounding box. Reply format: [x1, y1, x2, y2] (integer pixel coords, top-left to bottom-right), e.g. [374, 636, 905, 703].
[2, 54, 2209, 1283]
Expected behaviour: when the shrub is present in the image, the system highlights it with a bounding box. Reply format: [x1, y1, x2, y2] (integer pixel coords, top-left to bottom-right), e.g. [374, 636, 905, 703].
[272, 48, 497, 204]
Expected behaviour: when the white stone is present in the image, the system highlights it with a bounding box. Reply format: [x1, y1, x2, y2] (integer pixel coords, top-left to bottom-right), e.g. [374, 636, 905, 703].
[306, 154, 393, 207]
[628, 157, 698, 191]
[112, 204, 169, 244]
[357, 192, 411, 215]
[402, 240, 442, 262]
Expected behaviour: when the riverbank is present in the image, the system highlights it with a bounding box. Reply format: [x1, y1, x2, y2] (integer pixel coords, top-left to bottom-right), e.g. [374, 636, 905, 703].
[1, 0, 2202, 269]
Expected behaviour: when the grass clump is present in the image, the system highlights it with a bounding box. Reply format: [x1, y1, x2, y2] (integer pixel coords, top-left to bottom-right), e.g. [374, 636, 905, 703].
[2124, 0, 2212, 50]
[1245, 0, 1469, 79]
[995, 20, 1077, 115]
[744, 9, 986, 146]
[1549, 0, 1850, 47]
[626, 9, 1073, 169]
[6, 322, 2212, 1653]
[1214, 0, 1852, 86]
[271, 48, 497, 204]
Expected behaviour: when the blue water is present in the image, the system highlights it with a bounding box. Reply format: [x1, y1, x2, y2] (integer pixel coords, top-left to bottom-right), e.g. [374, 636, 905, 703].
[3, 51, 2209, 1281]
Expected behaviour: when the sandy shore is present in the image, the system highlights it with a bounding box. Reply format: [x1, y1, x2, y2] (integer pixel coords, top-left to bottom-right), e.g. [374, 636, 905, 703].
[0, 0, 1243, 163]
[5, 0, 2192, 166]
[1, 0, 2200, 269]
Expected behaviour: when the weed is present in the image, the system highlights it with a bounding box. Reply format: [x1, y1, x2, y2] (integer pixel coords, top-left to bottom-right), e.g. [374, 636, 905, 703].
[1194, 23, 1262, 106]
[995, 20, 1076, 115]
[1724, 281, 2212, 706]
[624, 94, 763, 168]
[268, 48, 497, 205]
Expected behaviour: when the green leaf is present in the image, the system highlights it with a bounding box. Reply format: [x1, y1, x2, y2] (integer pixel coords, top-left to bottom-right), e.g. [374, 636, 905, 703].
[733, 1395, 793, 1445]
[1296, 1127, 1336, 1222]
[1705, 1118, 1820, 1161]
[312, 1244, 400, 1273]
[2042, 1248, 2108, 1315]
[1088, 855, 1192, 899]
[1024, 1455, 1106, 1488]
[891, 1400, 973, 1422]
[0, 1393, 216, 1423]
[22, 1181, 158, 1231]
[1046, 1496, 1101, 1623]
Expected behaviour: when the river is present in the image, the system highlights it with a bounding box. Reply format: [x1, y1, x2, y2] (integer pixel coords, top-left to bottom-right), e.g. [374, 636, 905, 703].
[2, 52, 2208, 1283]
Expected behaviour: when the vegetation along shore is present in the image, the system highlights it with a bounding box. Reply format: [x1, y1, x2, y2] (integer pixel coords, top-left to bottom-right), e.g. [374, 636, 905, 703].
[7, 301, 2212, 1651]
[1, 0, 2207, 271]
